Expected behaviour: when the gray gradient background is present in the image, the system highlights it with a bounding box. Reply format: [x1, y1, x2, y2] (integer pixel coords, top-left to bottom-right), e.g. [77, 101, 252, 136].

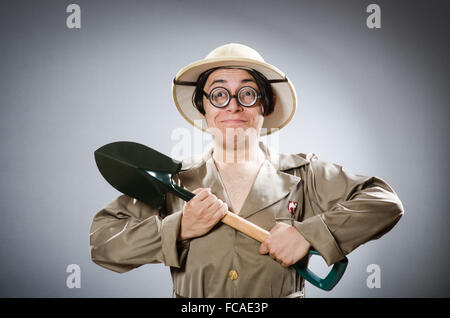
[1, 0, 449, 297]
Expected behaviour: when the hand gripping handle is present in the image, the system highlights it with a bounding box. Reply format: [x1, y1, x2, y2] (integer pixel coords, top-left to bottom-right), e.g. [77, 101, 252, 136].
[219, 212, 348, 291]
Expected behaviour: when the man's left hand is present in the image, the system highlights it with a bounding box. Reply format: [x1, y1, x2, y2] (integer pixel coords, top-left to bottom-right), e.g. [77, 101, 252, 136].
[258, 222, 311, 267]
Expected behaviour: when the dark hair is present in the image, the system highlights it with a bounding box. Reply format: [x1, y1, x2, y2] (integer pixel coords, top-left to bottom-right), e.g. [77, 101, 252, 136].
[192, 67, 275, 116]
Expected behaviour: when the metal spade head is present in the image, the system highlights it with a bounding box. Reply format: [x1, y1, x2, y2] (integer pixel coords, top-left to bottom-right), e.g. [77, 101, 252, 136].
[94, 141, 183, 210]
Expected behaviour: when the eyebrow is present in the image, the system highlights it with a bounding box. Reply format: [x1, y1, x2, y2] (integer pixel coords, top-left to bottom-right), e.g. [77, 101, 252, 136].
[209, 78, 256, 86]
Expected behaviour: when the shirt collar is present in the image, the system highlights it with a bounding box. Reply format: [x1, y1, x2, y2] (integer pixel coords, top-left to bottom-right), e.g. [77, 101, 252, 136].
[178, 142, 312, 218]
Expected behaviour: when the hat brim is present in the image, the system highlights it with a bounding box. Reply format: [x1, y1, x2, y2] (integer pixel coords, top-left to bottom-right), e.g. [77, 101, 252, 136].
[172, 57, 297, 136]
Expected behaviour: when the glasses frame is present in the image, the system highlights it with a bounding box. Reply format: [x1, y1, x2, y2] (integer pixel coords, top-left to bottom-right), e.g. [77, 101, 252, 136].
[203, 86, 262, 108]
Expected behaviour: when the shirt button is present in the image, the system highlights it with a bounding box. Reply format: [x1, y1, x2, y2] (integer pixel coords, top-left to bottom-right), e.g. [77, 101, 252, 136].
[228, 270, 239, 281]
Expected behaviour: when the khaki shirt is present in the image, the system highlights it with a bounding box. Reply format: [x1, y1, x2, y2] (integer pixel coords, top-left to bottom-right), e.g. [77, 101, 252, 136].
[89, 142, 403, 297]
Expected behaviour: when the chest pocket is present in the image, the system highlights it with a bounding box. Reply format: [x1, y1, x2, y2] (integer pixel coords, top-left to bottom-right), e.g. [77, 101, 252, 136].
[275, 170, 304, 224]
[246, 180, 304, 232]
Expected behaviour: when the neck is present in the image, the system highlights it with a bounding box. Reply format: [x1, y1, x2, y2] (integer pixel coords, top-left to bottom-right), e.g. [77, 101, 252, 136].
[212, 136, 265, 165]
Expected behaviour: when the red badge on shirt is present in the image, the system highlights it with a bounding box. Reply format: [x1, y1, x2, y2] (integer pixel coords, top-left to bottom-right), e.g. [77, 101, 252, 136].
[288, 201, 298, 216]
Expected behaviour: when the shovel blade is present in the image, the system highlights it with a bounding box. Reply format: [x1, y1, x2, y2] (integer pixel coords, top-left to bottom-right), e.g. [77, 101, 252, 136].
[94, 141, 182, 210]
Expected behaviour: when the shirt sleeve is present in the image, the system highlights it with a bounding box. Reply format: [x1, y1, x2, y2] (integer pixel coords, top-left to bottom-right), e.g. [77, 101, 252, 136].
[293, 158, 404, 266]
[89, 192, 188, 273]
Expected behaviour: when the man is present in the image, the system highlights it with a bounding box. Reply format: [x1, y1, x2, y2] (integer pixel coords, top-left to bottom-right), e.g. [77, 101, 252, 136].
[90, 43, 403, 297]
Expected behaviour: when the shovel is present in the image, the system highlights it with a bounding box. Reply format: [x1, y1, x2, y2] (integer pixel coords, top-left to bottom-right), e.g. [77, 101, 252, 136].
[94, 141, 348, 291]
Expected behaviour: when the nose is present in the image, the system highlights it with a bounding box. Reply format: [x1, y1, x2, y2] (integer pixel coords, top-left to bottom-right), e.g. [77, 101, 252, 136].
[226, 96, 243, 113]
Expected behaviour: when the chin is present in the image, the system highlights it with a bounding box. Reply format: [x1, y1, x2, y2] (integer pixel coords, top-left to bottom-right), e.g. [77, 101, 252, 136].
[220, 126, 260, 138]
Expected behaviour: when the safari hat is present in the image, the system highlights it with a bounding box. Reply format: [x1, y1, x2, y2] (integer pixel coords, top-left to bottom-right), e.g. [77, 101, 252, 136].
[172, 43, 297, 136]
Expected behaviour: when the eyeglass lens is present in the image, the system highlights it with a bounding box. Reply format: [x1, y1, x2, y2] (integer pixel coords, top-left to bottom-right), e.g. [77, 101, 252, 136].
[210, 87, 258, 107]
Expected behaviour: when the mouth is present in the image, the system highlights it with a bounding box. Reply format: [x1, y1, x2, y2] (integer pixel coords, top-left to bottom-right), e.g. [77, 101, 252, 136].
[221, 120, 247, 124]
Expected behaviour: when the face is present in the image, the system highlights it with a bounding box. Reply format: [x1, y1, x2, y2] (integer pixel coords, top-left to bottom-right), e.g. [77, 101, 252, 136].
[201, 68, 265, 139]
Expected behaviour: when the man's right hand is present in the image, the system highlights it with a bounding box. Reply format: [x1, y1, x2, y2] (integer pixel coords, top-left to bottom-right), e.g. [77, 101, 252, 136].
[179, 188, 228, 240]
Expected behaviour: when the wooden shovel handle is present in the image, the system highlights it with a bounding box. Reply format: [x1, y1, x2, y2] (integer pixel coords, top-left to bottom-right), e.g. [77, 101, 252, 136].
[174, 183, 270, 242]
[221, 211, 270, 243]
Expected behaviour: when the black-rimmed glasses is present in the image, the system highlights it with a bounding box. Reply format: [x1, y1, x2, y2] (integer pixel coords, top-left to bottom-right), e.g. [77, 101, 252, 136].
[203, 86, 261, 108]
